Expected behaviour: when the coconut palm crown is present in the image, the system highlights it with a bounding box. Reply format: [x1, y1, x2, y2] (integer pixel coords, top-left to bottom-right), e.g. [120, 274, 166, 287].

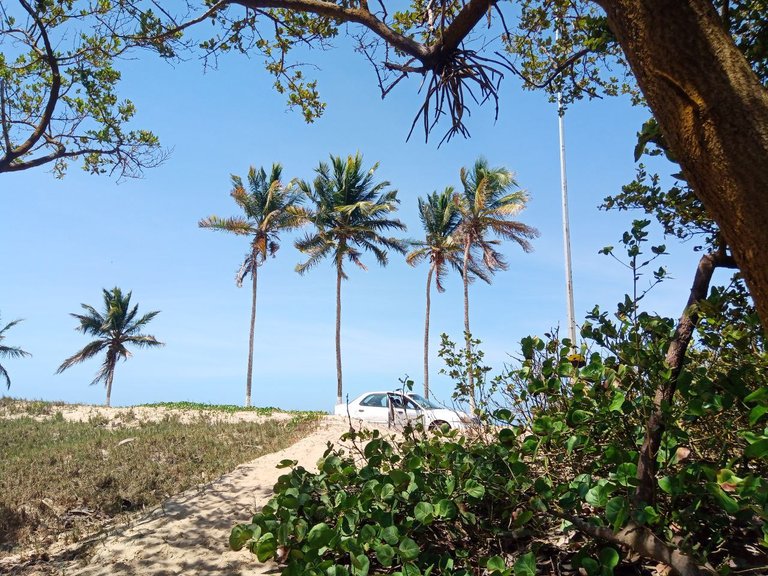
[0, 314, 31, 389]
[57, 287, 163, 406]
[199, 163, 307, 407]
[406, 188, 490, 397]
[295, 153, 407, 405]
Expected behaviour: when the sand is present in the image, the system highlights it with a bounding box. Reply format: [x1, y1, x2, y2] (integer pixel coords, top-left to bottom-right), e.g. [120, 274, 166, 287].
[1, 407, 392, 576]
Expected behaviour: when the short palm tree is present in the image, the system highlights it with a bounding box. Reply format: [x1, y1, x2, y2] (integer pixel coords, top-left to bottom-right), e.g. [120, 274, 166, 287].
[455, 158, 539, 408]
[0, 314, 31, 389]
[295, 153, 407, 405]
[57, 288, 163, 407]
[199, 164, 306, 407]
[406, 188, 490, 398]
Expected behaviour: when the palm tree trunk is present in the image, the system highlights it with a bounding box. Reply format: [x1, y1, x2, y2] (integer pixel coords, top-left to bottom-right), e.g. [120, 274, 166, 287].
[424, 267, 434, 398]
[463, 239, 476, 411]
[245, 263, 258, 408]
[105, 369, 114, 407]
[336, 265, 343, 405]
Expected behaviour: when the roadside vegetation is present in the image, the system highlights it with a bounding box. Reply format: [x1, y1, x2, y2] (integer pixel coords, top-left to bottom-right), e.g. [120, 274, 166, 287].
[0, 399, 321, 556]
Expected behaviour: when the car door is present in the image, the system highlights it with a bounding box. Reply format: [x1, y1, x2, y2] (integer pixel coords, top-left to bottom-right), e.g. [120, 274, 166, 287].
[354, 393, 389, 423]
[387, 393, 422, 428]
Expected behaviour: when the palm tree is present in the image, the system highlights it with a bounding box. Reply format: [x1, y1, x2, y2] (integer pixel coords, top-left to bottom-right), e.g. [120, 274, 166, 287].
[406, 188, 490, 398]
[295, 153, 407, 406]
[0, 314, 31, 389]
[455, 158, 539, 408]
[199, 164, 306, 407]
[57, 288, 163, 407]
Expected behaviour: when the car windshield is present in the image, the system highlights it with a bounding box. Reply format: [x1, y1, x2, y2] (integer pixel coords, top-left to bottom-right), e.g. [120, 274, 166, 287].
[407, 393, 442, 410]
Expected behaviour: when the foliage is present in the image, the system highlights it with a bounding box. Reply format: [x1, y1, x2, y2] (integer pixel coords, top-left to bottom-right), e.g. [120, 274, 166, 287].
[0, 402, 320, 553]
[0, 0, 164, 178]
[233, 222, 768, 575]
[56, 287, 163, 406]
[0, 313, 30, 389]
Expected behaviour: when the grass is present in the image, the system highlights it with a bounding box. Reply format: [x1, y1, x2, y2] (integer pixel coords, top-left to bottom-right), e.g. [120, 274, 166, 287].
[0, 399, 321, 555]
[140, 400, 326, 419]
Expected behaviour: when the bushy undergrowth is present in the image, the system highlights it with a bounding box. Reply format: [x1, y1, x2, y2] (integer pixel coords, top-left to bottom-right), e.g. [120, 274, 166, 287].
[0, 406, 320, 553]
[232, 223, 768, 576]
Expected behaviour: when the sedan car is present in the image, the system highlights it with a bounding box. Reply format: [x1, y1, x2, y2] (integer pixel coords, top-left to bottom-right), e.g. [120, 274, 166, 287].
[335, 391, 474, 430]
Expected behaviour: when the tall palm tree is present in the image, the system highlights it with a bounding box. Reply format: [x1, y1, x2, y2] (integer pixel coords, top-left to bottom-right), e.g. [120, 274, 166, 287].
[406, 188, 491, 398]
[295, 153, 407, 406]
[199, 164, 306, 407]
[0, 313, 31, 389]
[455, 158, 539, 408]
[57, 288, 163, 407]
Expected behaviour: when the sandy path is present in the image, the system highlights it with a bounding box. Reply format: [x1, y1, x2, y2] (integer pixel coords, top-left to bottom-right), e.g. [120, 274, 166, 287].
[49, 416, 357, 576]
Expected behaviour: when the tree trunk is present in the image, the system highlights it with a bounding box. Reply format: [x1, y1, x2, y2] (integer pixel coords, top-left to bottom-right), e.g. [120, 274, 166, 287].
[594, 0, 768, 330]
[424, 267, 434, 398]
[462, 239, 476, 411]
[634, 249, 737, 506]
[336, 265, 343, 406]
[105, 369, 113, 408]
[245, 263, 258, 408]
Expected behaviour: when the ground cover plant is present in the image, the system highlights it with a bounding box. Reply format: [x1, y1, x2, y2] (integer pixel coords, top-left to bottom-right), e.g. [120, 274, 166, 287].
[0, 399, 320, 555]
[231, 223, 768, 576]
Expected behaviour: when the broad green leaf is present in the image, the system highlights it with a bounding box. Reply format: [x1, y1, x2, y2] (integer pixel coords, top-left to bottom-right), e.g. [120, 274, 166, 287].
[414, 501, 434, 524]
[398, 537, 420, 561]
[513, 551, 536, 576]
[464, 479, 486, 499]
[608, 390, 626, 412]
[487, 555, 506, 572]
[307, 522, 334, 548]
[605, 496, 629, 531]
[380, 525, 400, 545]
[585, 483, 611, 508]
[749, 404, 768, 426]
[435, 499, 458, 519]
[229, 524, 255, 551]
[375, 543, 395, 567]
[255, 533, 277, 562]
[599, 547, 620, 570]
[351, 553, 370, 576]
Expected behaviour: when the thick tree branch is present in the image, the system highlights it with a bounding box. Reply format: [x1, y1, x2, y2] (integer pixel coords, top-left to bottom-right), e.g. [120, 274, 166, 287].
[0, 0, 61, 172]
[634, 247, 738, 506]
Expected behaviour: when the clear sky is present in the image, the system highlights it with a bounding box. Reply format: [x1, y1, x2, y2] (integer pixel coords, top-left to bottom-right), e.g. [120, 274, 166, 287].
[0, 33, 723, 412]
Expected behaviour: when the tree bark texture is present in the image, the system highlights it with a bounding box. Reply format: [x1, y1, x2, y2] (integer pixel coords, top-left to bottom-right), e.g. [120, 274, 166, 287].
[594, 0, 768, 329]
[424, 267, 433, 398]
[246, 262, 258, 408]
[336, 265, 343, 405]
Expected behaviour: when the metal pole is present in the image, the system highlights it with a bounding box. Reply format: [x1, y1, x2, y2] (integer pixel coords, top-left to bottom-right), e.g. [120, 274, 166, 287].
[557, 82, 578, 346]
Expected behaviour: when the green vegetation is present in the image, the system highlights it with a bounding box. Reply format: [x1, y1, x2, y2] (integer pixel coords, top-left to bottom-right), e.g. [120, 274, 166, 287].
[0, 400, 320, 554]
[295, 153, 407, 405]
[56, 287, 163, 407]
[199, 164, 308, 408]
[0, 314, 30, 389]
[233, 222, 768, 575]
[141, 401, 325, 419]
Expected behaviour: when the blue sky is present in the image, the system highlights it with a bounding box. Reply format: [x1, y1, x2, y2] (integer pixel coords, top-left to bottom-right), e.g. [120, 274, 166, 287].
[0, 36, 723, 411]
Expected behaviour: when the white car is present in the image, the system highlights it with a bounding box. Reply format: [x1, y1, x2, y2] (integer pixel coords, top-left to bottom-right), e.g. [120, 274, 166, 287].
[335, 391, 474, 430]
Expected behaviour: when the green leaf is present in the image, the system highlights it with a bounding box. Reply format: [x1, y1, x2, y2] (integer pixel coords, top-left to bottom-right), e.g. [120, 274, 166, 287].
[435, 499, 458, 519]
[487, 555, 507, 572]
[710, 484, 740, 514]
[749, 405, 768, 426]
[380, 483, 395, 500]
[398, 537, 420, 561]
[745, 438, 768, 460]
[599, 547, 620, 570]
[307, 522, 334, 548]
[229, 524, 255, 551]
[414, 501, 434, 524]
[380, 525, 400, 545]
[744, 387, 768, 403]
[585, 483, 611, 508]
[255, 533, 277, 562]
[351, 553, 370, 576]
[513, 551, 536, 576]
[604, 496, 629, 531]
[464, 479, 486, 499]
[608, 390, 626, 412]
[375, 543, 395, 567]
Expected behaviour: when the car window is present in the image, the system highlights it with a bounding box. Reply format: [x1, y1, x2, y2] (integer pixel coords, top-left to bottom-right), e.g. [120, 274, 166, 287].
[361, 393, 387, 408]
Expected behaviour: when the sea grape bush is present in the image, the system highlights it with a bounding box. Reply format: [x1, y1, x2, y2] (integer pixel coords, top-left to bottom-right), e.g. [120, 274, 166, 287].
[232, 222, 768, 574]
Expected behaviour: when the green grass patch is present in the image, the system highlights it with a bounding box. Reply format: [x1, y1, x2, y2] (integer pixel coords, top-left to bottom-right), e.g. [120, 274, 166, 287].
[0, 404, 321, 555]
[140, 400, 327, 419]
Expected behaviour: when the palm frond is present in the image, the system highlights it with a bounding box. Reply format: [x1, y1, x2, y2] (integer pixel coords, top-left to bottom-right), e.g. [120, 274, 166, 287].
[56, 339, 109, 373]
[198, 215, 255, 235]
